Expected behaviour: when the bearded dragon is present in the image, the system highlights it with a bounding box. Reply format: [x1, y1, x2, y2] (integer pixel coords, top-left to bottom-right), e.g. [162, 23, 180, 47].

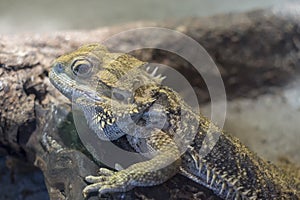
[49, 44, 299, 199]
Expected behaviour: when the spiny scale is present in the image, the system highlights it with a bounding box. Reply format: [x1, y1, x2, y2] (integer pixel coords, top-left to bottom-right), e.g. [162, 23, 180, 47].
[145, 65, 166, 82]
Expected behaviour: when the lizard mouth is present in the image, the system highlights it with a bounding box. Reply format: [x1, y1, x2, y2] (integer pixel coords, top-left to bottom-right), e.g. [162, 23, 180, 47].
[49, 66, 102, 103]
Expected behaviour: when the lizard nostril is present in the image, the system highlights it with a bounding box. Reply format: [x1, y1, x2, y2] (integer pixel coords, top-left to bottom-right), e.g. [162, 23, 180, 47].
[54, 63, 64, 73]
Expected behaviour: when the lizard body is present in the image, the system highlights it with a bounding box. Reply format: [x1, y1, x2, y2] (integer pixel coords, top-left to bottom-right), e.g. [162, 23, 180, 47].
[49, 44, 299, 199]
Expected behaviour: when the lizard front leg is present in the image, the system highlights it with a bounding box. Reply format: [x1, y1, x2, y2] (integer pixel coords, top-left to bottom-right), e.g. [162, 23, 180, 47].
[82, 130, 181, 197]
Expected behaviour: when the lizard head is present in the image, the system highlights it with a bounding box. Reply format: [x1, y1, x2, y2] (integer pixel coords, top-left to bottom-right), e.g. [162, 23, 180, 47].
[49, 43, 148, 105]
[50, 43, 166, 140]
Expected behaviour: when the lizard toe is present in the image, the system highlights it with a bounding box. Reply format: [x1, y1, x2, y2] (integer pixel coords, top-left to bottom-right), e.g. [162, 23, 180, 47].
[98, 183, 130, 195]
[82, 182, 103, 198]
[98, 167, 115, 176]
[85, 175, 108, 183]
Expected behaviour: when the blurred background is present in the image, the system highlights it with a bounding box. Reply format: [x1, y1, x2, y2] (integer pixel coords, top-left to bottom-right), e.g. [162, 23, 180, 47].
[0, 0, 285, 34]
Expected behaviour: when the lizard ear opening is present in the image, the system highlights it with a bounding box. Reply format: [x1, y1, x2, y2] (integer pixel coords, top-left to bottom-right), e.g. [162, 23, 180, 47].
[112, 91, 125, 101]
[112, 89, 133, 104]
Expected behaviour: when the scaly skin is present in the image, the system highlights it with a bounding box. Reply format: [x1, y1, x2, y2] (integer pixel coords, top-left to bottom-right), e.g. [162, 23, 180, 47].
[49, 44, 299, 199]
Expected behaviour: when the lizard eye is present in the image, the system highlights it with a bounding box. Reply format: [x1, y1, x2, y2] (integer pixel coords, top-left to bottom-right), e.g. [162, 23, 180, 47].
[71, 59, 93, 77]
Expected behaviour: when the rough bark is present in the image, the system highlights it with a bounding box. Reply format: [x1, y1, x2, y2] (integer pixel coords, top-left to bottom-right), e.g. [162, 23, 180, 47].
[0, 8, 299, 200]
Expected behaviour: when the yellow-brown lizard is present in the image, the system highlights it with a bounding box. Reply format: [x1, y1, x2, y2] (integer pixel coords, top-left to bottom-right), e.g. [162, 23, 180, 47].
[49, 44, 299, 199]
